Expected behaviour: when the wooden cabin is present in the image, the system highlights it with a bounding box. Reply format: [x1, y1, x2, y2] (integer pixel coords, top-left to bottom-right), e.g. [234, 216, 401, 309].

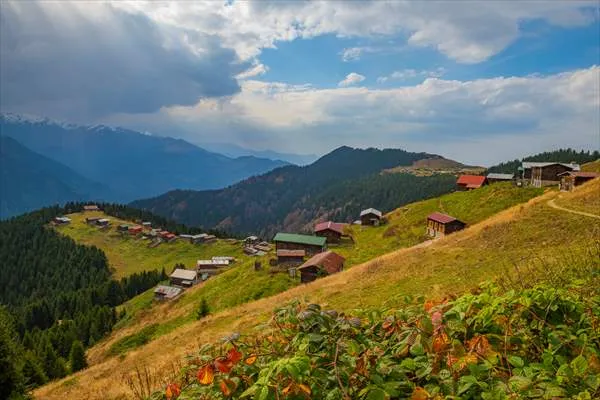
[154, 285, 182, 301]
[54, 216, 71, 225]
[426, 212, 466, 238]
[117, 224, 129, 232]
[276, 249, 306, 266]
[558, 171, 599, 191]
[142, 221, 152, 228]
[169, 269, 198, 287]
[83, 204, 100, 212]
[273, 233, 327, 256]
[522, 162, 579, 187]
[297, 251, 345, 283]
[86, 216, 101, 224]
[486, 173, 514, 184]
[456, 175, 487, 190]
[96, 218, 111, 226]
[244, 236, 260, 246]
[360, 208, 382, 226]
[128, 225, 143, 235]
[314, 221, 347, 243]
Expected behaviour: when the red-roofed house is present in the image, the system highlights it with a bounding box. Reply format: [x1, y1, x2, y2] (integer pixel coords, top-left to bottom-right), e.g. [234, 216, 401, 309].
[456, 175, 488, 191]
[128, 225, 143, 235]
[314, 221, 347, 243]
[427, 212, 466, 238]
[298, 251, 345, 283]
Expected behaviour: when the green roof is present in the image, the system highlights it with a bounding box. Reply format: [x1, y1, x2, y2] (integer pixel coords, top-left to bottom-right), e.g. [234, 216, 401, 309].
[273, 233, 326, 247]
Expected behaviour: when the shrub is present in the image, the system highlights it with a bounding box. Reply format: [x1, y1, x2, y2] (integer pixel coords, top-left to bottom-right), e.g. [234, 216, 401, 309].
[197, 299, 210, 320]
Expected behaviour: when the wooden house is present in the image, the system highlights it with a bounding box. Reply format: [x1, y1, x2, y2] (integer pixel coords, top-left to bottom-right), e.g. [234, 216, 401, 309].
[203, 234, 217, 243]
[128, 225, 143, 235]
[314, 221, 347, 243]
[486, 173, 514, 184]
[522, 162, 580, 187]
[142, 222, 152, 228]
[169, 269, 198, 287]
[244, 246, 259, 256]
[244, 236, 260, 246]
[456, 175, 487, 190]
[360, 208, 383, 226]
[86, 216, 101, 224]
[297, 251, 345, 283]
[117, 224, 129, 232]
[558, 171, 599, 191]
[254, 243, 271, 252]
[96, 218, 111, 226]
[426, 212, 466, 238]
[83, 205, 100, 212]
[154, 285, 182, 301]
[164, 233, 177, 242]
[191, 234, 210, 244]
[54, 216, 71, 225]
[273, 233, 326, 256]
[276, 249, 306, 266]
[196, 259, 229, 277]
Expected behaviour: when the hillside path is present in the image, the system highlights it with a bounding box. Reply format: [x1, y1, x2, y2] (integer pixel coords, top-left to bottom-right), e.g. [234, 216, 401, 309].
[547, 198, 600, 220]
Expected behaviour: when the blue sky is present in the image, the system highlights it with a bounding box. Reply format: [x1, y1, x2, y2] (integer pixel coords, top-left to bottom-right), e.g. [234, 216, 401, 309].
[1, 1, 599, 165]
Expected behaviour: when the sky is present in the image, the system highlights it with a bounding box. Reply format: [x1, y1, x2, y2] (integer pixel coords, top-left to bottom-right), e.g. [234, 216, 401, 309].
[1, 1, 599, 165]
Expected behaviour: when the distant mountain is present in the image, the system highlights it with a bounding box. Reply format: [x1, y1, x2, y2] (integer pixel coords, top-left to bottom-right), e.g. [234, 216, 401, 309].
[487, 148, 600, 175]
[131, 146, 458, 237]
[199, 142, 319, 165]
[0, 136, 108, 218]
[0, 113, 288, 202]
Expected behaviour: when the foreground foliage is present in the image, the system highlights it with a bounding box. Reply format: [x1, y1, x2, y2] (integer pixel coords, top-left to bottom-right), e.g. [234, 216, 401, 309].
[151, 281, 600, 399]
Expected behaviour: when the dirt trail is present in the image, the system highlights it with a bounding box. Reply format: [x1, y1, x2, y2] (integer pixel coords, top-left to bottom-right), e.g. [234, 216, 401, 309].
[547, 198, 600, 220]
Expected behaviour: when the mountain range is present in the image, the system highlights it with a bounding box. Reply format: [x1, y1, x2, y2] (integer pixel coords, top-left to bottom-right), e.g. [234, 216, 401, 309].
[0, 113, 288, 213]
[131, 146, 460, 237]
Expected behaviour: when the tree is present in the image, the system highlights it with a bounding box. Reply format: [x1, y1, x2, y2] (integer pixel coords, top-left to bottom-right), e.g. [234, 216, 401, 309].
[22, 350, 48, 387]
[0, 307, 25, 399]
[196, 299, 210, 320]
[69, 340, 87, 373]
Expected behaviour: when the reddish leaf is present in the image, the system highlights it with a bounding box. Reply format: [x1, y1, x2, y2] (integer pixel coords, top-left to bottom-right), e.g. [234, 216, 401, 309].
[215, 357, 233, 373]
[227, 347, 243, 364]
[165, 383, 181, 400]
[197, 364, 214, 385]
[432, 332, 450, 353]
[219, 378, 237, 397]
[245, 354, 257, 365]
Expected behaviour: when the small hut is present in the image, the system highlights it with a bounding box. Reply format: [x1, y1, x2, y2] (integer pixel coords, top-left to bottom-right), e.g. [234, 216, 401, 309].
[169, 269, 198, 287]
[456, 175, 487, 190]
[154, 285, 183, 301]
[558, 171, 599, 191]
[314, 221, 347, 243]
[426, 212, 466, 238]
[297, 251, 345, 283]
[360, 208, 382, 226]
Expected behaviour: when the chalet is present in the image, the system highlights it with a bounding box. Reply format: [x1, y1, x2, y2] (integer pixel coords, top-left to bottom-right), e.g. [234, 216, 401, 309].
[244, 236, 260, 246]
[83, 204, 100, 212]
[203, 234, 217, 243]
[426, 212, 466, 238]
[276, 249, 306, 266]
[169, 269, 198, 287]
[164, 233, 177, 242]
[142, 221, 152, 228]
[117, 224, 129, 232]
[558, 171, 600, 191]
[314, 221, 347, 243]
[360, 208, 383, 226]
[191, 234, 210, 244]
[522, 162, 580, 188]
[273, 233, 327, 256]
[486, 173, 514, 184]
[54, 216, 71, 225]
[86, 216, 101, 224]
[128, 225, 143, 235]
[96, 218, 111, 226]
[153, 285, 182, 301]
[196, 259, 229, 276]
[213, 256, 235, 263]
[297, 251, 345, 283]
[456, 175, 487, 190]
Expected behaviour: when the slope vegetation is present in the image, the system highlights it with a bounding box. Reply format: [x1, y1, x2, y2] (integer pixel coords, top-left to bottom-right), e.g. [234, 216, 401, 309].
[34, 179, 600, 400]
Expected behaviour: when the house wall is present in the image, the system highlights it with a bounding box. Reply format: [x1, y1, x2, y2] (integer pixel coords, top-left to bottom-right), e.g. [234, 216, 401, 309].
[300, 266, 319, 283]
[315, 230, 341, 243]
[275, 242, 324, 256]
[277, 255, 305, 266]
[360, 214, 380, 226]
[530, 165, 573, 187]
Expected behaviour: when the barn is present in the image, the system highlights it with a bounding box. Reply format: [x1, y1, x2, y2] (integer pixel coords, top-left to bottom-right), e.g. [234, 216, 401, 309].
[359, 208, 382, 226]
[456, 175, 488, 190]
[522, 162, 580, 187]
[297, 251, 345, 283]
[273, 233, 327, 256]
[169, 269, 199, 287]
[426, 212, 466, 238]
[314, 221, 347, 243]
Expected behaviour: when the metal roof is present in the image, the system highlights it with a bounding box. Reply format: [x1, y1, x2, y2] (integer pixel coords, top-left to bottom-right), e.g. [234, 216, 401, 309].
[314, 221, 346, 235]
[170, 269, 197, 280]
[522, 162, 580, 171]
[487, 173, 514, 180]
[360, 208, 382, 218]
[298, 251, 345, 274]
[273, 233, 326, 247]
[457, 175, 487, 187]
[557, 171, 599, 178]
[427, 212, 461, 224]
[154, 285, 182, 299]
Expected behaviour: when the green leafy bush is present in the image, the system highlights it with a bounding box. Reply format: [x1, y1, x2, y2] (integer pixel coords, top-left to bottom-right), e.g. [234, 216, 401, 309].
[149, 282, 599, 399]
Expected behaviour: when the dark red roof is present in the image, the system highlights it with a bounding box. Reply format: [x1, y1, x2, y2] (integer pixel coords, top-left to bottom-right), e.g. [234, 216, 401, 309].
[314, 221, 346, 235]
[457, 175, 487, 188]
[298, 251, 345, 274]
[428, 212, 459, 224]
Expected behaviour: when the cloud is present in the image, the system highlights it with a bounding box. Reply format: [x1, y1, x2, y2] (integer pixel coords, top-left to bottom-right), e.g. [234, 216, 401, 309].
[0, 1, 246, 119]
[117, 1, 597, 63]
[377, 68, 447, 83]
[338, 73, 366, 87]
[236, 63, 269, 79]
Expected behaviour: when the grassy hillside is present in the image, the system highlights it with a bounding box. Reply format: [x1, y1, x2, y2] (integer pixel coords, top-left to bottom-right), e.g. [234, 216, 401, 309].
[34, 180, 600, 400]
[581, 159, 600, 172]
[56, 211, 244, 278]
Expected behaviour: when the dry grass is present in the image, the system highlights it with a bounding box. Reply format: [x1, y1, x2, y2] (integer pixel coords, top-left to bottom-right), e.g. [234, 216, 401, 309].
[34, 182, 599, 400]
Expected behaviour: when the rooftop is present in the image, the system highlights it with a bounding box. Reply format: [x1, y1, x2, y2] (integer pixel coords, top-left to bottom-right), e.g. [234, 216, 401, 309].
[558, 171, 600, 178]
[273, 233, 326, 247]
[170, 269, 197, 280]
[522, 162, 580, 171]
[427, 212, 462, 224]
[360, 208, 382, 218]
[487, 173, 514, 180]
[298, 250, 345, 273]
[154, 285, 182, 299]
[457, 175, 487, 187]
[314, 221, 346, 235]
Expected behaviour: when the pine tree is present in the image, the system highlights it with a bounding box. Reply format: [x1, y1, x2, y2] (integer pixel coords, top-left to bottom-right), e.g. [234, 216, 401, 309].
[22, 350, 48, 387]
[69, 340, 87, 373]
[196, 299, 210, 320]
[0, 307, 25, 399]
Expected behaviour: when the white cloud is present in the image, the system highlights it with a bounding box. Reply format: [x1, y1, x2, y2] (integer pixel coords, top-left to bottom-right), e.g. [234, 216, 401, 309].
[113, 1, 597, 63]
[377, 68, 447, 83]
[236, 63, 269, 79]
[340, 47, 364, 62]
[338, 73, 366, 87]
[105, 66, 600, 165]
